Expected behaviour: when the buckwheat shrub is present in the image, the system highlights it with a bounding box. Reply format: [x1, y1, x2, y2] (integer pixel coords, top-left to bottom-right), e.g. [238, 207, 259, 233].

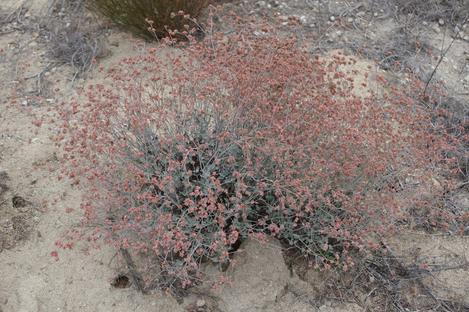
[87, 0, 208, 39]
[57, 23, 457, 291]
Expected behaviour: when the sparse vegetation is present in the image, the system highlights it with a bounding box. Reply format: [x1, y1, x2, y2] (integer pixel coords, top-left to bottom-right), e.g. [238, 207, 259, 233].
[45, 0, 107, 75]
[389, 0, 469, 25]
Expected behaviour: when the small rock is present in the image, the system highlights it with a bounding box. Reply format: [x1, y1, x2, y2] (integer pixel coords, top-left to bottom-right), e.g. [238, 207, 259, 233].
[432, 177, 442, 190]
[196, 299, 206, 308]
[373, 12, 378, 17]
[329, 16, 335, 22]
[405, 177, 419, 186]
[438, 18, 445, 26]
[422, 21, 428, 26]
[278, 15, 288, 22]
[347, 17, 354, 23]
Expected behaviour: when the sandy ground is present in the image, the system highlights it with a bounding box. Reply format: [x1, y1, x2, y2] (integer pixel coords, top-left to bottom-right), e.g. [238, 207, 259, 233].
[1, 0, 468, 311]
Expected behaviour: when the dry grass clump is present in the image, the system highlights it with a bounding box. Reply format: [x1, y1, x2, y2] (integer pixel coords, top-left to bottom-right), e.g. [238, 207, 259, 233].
[390, 0, 468, 25]
[86, 0, 209, 39]
[47, 23, 106, 73]
[288, 244, 469, 312]
[45, 0, 107, 75]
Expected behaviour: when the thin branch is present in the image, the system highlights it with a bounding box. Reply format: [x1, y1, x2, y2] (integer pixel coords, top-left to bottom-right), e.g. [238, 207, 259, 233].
[424, 16, 468, 97]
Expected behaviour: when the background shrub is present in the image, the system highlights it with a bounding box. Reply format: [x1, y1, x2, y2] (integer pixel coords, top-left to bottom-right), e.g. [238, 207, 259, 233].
[86, 0, 209, 39]
[57, 21, 458, 292]
[43, 0, 107, 76]
[388, 0, 468, 25]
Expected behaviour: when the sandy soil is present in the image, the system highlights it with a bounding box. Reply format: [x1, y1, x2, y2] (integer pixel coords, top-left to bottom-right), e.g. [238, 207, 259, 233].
[1, 0, 468, 311]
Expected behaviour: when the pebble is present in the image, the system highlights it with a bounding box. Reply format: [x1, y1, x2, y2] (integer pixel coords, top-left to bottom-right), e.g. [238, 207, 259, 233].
[347, 17, 354, 23]
[278, 15, 288, 22]
[438, 18, 445, 26]
[196, 299, 206, 307]
[329, 16, 335, 22]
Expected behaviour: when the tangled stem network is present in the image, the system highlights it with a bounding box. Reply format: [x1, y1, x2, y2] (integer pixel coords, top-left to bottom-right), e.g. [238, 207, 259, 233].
[55, 19, 460, 293]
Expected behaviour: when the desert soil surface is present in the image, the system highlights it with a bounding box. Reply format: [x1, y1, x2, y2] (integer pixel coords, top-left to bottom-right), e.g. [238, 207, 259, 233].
[0, 0, 468, 311]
